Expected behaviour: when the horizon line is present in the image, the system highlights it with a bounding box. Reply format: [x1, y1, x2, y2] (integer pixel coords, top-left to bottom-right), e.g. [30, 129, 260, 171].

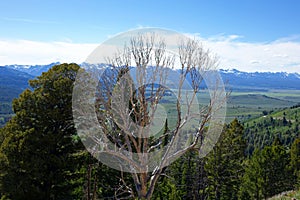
[1, 62, 299, 74]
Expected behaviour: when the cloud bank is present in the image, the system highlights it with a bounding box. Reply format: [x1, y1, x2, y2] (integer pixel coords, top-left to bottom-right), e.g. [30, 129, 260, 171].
[0, 39, 97, 66]
[198, 35, 300, 73]
[1, 35, 300, 73]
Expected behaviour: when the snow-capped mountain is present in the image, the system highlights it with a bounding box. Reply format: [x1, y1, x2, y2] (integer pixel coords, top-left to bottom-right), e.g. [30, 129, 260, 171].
[1, 64, 300, 94]
[4, 62, 60, 76]
[219, 69, 300, 90]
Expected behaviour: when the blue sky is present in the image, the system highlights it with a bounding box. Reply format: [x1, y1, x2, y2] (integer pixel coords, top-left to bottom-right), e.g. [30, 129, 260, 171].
[1, 0, 300, 72]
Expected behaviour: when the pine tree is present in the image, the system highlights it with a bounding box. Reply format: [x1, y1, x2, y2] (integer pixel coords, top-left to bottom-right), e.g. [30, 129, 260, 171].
[205, 118, 246, 200]
[0, 64, 81, 199]
[240, 140, 293, 199]
[291, 137, 300, 188]
[239, 149, 263, 200]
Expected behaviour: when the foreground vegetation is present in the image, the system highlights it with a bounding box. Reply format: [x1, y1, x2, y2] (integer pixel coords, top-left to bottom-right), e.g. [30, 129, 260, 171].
[0, 63, 299, 199]
[269, 190, 300, 200]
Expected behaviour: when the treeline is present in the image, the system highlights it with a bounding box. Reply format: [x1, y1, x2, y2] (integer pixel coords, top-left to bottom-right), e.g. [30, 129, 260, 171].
[0, 63, 299, 199]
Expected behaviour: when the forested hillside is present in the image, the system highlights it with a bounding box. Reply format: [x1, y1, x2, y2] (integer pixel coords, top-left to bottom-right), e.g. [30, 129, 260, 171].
[244, 105, 300, 154]
[0, 68, 33, 127]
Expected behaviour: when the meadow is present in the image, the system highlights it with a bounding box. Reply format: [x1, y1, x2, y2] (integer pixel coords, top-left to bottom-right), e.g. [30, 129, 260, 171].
[157, 89, 300, 130]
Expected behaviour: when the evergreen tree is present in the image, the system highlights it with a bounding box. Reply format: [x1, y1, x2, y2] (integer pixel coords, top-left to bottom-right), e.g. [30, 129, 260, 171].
[1, 64, 80, 199]
[166, 150, 207, 199]
[290, 137, 300, 188]
[240, 140, 293, 199]
[205, 118, 246, 200]
[0, 64, 82, 199]
[239, 149, 263, 200]
[0, 63, 134, 199]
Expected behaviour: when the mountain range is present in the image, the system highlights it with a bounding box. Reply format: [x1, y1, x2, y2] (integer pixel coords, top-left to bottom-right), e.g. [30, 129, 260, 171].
[220, 69, 300, 91]
[1, 63, 300, 101]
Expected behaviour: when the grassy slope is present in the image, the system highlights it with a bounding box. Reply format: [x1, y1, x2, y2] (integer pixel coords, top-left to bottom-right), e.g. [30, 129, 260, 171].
[245, 106, 300, 125]
[242, 106, 300, 154]
[226, 92, 299, 122]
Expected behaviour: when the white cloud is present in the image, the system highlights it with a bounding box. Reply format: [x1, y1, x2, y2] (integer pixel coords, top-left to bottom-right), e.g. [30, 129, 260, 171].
[1, 34, 300, 73]
[195, 34, 300, 73]
[0, 39, 97, 65]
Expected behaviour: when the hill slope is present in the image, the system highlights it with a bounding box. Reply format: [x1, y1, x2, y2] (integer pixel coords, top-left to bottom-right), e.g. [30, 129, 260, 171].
[0, 67, 34, 127]
[244, 105, 300, 154]
[0, 67, 33, 102]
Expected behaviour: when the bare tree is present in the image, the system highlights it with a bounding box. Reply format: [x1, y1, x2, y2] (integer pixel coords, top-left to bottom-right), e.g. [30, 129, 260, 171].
[73, 33, 226, 199]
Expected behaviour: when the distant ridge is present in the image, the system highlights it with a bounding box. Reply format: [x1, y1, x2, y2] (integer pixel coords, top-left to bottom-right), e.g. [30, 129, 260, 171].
[1, 63, 300, 92]
[220, 68, 300, 90]
[3, 62, 60, 76]
[0, 67, 34, 102]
